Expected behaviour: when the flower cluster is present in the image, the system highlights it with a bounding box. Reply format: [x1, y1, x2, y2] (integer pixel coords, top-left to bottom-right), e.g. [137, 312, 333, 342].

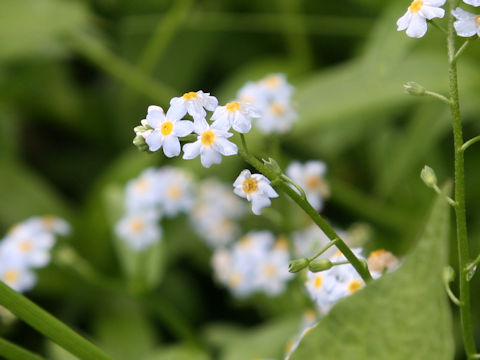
[237, 74, 298, 134]
[211, 231, 293, 298]
[0, 216, 70, 293]
[397, 0, 480, 38]
[286, 161, 330, 212]
[115, 166, 194, 251]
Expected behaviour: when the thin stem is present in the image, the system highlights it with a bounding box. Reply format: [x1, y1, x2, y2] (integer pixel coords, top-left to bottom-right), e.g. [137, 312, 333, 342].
[237, 146, 372, 283]
[67, 32, 176, 104]
[430, 19, 448, 34]
[0, 282, 114, 360]
[443, 278, 463, 306]
[424, 90, 452, 105]
[240, 133, 249, 154]
[308, 239, 339, 262]
[280, 174, 307, 201]
[454, 39, 471, 63]
[461, 135, 480, 153]
[432, 184, 457, 207]
[446, 0, 477, 356]
[0, 337, 45, 360]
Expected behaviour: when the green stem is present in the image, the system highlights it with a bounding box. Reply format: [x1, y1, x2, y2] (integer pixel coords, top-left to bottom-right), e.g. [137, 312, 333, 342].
[308, 239, 339, 262]
[424, 90, 452, 105]
[446, 0, 476, 356]
[67, 32, 176, 103]
[461, 135, 480, 153]
[280, 174, 307, 201]
[237, 145, 372, 283]
[0, 282, 115, 360]
[0, 337, 45, 360]
[454, 39, 471, 63]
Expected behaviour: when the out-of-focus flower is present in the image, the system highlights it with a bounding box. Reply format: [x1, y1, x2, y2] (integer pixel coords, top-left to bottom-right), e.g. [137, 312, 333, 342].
[0, 259, 37, 293]
[170, 91, 218, 121]
[464, 0, 480, 6]
[183, 119, 238, 168]
[367, 249, 400, 278]
[233, 170, 278, 215]
[156, 167, 195, 217]
[1, 232, 55, 269]
[397, 0, 446, 38]
[115, 210, 162, 251]
[286, 161, 329, 211]
[125, 168, 162, 211]
[144, 105, 194, 157]
[211, 101, 260, 133]
[452, 7, 480, 37]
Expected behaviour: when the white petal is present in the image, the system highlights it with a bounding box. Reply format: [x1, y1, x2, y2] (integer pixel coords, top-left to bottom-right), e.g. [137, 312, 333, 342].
[454, 17, 479, 37]
[182, 141, 201, 160]
[233, 170, 251, 187]
[193, 118, 209, 134]
[145, 131, 164, 152]
[163, 136, 181, 157]
[420, 5, 445, 20]
[203, 95, 219, 111]
[397, 11, 412, 31]
[146, 111, 165, 128]
[174, 120, 194, 137]
[214, 137, 238, 156]
[233, 187, 247, 198]
[464, 0, 480, 6]
[200, 148, 222, 168]
[166, 104, 187, 121]
[210, 106, 227, 121]
[452, 7, 476, 19]
[251, 195, 271, 215]
[406, 14, 428, 38]
[232, 113, 252, 133]
[424, 0, 446, 6]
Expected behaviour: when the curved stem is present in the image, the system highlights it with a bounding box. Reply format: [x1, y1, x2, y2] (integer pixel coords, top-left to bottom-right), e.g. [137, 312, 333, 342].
[0, 337, 45, 360]
[461, 135, 480, 153]
[446, 0, 477, 356]
[237, 145, 372, 283]
[0, 282, 114, 360]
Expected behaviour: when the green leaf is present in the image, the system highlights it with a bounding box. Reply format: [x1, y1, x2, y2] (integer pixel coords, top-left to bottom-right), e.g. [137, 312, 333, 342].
[143, 345, 209, 360]
[204, 316, 300, 360]
[291, 187, 453, 360]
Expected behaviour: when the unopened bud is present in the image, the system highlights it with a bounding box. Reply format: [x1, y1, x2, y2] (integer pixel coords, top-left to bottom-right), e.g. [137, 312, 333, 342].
[288, 258, 309, 273]
[404, 81, 425, 96]
[443, 266, 455, 283]
[133, 134, 149, 152]
[420, 165, 437, 188]
[263, 158, 282, 177]
[308, 259, 333, 273]
[134, 125, 147, 134]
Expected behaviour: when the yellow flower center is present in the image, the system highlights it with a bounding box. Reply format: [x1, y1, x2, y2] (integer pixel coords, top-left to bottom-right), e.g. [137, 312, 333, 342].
[19, 240, 32, 253]
[409, 0, 423, 13]
[42, 215, 55, 228]
[201, 130, 215, 145]
[167, 185, 182, 199]
[161, 121, 173, 136]
[226, 101, 241, 112]
[228, 273, 242, 287]
[242, 178, 258, 194]
[305, 175, 321, 189]
[131, 219, 145, 233]
[348, 280, 362, 293]
[265, 75, 280, 88]
[240, 95, 253, 103]
[370, 249, 387, 258]
[314, 275, 323, 289]
[476, 15, 480, 26]
[183, 91, 198, 100]
[263, 264, 277, 277]
[274, 236, 289, 250]
[270, 103, 285, 115]
[135, 179, 149, 193]
[4, 270, 19, 284]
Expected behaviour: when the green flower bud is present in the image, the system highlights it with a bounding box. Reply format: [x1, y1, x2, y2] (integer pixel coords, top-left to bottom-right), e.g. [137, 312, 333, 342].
[443, 266, 455, 283]
[404, 81, 425, 96]
[308, 259, 333, 273]
[263, 157, 282, 177]
[133, 135, 150, 152]
[288, 258, 309, 273]
[420, 165, 437, 188]
[134, 125, 147, 134]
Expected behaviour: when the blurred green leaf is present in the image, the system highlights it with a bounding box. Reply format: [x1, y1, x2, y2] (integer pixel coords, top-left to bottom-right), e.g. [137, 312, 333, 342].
[0, 0, 88, 62]
[205, 315, 300, 360]
[143, 345, 209, 360]
[93, 299, 157, 360]
[46, 341, 78, 360]
[291, 187, 453, 359]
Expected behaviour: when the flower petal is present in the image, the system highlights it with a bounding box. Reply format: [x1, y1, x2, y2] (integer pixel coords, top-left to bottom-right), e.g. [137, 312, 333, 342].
[163, 136, 181, 158]
[145, 131, 164, 152]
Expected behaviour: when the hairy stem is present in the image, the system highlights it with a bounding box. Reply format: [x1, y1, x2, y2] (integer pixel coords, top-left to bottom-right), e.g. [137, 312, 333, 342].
[446, 0, 476, 356]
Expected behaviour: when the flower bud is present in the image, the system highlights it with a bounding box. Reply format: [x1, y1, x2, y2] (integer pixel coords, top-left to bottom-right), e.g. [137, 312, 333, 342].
[263, 157, 282, 177]
[288, 258, 309, 273]
[443, 266, 455, 283]
[404, 81, 425, 96]
[133, 134, 149, 152]
[420, 165, 437, 188]
[308, 259, 333, 273]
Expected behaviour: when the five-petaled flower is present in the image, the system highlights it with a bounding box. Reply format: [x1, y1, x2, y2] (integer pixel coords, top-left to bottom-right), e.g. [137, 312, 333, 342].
[233, 170, 279, 215]
[211, 101, 260, 133]
[452, 7, 480, 37]
[170, 91, 218, 122]
[397, 0, 446, 38]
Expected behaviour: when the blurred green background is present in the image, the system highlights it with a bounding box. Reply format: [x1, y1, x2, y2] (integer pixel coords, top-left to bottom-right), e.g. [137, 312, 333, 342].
[1, 0, 480, 359]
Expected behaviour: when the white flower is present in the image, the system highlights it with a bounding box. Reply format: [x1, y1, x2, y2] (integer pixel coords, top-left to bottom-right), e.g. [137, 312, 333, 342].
[367, 249, 400, 279]
[464, 0, 480, 6]
[255, 100, 298, 134]
[170, 91, 218, 121]
[18, 216, 71, 236]
[397, 0, 446, 38]
[233, 170, 278, 215]
[1, 232, 55, 269]
[0, 258, 36, 293]
[115, 210, 161, 251]
[125, 168, 162, 211]
[211, 101, 260, 133]
[258, 73, 294, 101]
[144, 105, 194, 157]
[452, 7, 480, 37]
[156, 167, 195, 217]
[286, 161, 329, 212]
[183, 119, 238, 168]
